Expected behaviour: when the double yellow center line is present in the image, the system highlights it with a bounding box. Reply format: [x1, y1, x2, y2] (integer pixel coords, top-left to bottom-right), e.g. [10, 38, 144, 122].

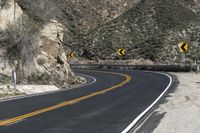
[0, 70, 131, 126]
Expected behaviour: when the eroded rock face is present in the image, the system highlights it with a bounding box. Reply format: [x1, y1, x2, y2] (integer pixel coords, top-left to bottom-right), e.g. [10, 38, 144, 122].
[29, 20, 76, 87]
[33, 34, 75, 87]
[0, 0, 76, 87]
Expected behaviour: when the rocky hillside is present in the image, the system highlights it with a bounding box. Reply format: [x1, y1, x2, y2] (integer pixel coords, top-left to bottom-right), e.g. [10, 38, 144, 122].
[0, 0, 77, 87]
[0, 0, 141, 85]
[0, 0, 200, 86]
[14, 0, 139, 46]
[69, 0, 200, 64]
[0, 0, 138, 86]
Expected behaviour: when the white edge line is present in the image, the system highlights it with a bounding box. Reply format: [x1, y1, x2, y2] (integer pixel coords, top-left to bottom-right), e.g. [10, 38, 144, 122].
[121, 71, 173, 133]
[0, 73, 96, 103]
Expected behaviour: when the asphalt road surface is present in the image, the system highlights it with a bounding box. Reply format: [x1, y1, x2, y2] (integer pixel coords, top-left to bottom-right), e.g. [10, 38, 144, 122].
[0, 69, 172, 133]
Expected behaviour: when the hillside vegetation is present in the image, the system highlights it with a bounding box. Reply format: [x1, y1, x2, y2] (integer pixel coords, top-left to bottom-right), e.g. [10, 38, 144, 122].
[69, 0, 200, 64]
[0, 0, 200, 86]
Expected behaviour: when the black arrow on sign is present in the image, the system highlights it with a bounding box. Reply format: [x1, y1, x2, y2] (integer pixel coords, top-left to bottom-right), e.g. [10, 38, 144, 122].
[119, 49, 125, 56]
[70, 53, 73, 57]
[181, 43, 187, 52]
[67, 52, 74, 58]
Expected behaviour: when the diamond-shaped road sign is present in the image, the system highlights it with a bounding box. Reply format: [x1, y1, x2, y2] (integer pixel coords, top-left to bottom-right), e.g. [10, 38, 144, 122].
[118, 48, 125, 56]
[178, 42, 188, 53]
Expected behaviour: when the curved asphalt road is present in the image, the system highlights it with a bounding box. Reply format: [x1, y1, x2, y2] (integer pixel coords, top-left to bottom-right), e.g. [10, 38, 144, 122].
[0, 69, 172, 133]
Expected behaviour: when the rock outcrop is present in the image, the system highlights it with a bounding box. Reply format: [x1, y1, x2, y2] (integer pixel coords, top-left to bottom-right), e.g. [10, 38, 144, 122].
[0, 0, 77, 87]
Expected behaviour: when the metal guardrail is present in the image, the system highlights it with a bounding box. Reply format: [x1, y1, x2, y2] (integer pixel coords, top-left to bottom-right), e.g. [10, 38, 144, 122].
[70, 64, 199, 72]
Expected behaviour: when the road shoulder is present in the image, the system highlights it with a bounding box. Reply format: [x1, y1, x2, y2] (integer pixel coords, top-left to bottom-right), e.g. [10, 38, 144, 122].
[134, 72, 200, 133]
[0, 74, 88, 102]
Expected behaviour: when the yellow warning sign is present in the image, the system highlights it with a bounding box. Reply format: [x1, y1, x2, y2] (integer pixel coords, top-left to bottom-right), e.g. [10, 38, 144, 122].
[118, 48, 125, 56]
[67, 52, 74, 58]
[178, 42, 188, 53]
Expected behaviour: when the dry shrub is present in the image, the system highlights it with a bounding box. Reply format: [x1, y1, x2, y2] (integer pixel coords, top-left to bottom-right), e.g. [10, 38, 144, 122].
[3, 15, 39, 68]
[0, 15, 40, 81]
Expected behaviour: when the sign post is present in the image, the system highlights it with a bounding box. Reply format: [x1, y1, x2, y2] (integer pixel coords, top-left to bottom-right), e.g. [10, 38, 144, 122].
[181, 53, 186, 63]
[12, 71, 17, 90]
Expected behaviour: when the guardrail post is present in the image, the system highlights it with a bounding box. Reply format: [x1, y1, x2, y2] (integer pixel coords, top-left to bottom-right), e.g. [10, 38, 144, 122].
[197, 65, 200, 73]
[12, 71, 17, 90]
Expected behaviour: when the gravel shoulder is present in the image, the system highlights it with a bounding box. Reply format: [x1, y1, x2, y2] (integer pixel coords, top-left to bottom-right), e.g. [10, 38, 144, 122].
[153, 72, 200, 133]
[136, 72, 200, 133]
[0, 75, 86, 101]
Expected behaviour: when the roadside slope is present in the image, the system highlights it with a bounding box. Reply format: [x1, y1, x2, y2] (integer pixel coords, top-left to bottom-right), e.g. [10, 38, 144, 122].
[153, 73, 200, 133]
[136, 72, 200, 133]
